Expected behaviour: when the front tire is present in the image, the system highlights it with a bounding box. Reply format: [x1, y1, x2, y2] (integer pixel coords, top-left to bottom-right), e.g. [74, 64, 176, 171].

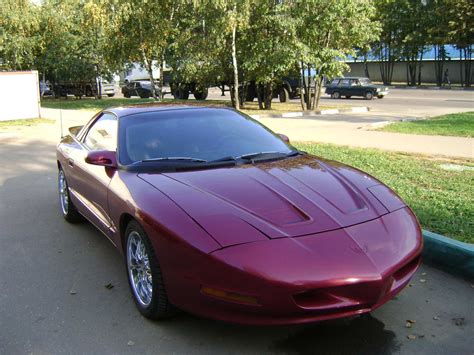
[377, 95, 384, 99]
[58, 168, 83, 223]
[365, 91, 374, 100]
[125, 221, 175, 319]
[279, 87, 290, 102]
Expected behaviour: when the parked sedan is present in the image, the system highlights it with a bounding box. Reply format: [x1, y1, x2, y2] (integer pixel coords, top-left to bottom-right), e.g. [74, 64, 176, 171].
[121, 80, 158, 98]
[56, 105, 422, 325]
[326, 77, 389, 100]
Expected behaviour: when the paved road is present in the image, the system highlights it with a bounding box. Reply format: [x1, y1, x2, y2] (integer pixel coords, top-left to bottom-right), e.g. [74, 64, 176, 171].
[1, 126, 473, 354]
[204, 87, 474, 118]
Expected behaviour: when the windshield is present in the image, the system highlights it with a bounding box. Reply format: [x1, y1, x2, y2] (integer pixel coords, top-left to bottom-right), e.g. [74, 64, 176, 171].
[118, 108, 292, 166]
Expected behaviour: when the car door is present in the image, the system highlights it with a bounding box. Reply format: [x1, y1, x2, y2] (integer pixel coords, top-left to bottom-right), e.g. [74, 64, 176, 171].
[68, 112, 118, 237]
[338, 78, 350, 96]
[349, 79, 362, 96]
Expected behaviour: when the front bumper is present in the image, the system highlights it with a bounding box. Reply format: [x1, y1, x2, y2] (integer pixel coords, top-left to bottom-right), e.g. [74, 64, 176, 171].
[161, 207, 422, 325]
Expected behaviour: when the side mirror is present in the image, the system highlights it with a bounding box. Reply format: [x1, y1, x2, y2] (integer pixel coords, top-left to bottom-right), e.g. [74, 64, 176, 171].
[85, 150, 117, 168]
[277, 133, 290, 143]
[68, 125, 83, 137]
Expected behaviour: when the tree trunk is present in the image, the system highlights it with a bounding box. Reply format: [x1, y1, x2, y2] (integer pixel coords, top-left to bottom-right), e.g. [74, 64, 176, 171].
[310, 75, 318, 110]
[299, 61, 306, 111]
[465, 46, 472, 87]
[159, 53, 165, 101]
[418, 51, 423, 86]
[231, 21, 240, 110]
[314, 76, 323, 110]
[306, 65, 311, 109]
[434, 45, 445, 86]
[141, 49, 158, 100]
[264, 81, 272, 110]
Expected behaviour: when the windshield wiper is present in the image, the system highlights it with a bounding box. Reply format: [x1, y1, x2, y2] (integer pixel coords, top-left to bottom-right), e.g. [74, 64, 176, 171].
[140, 157, 207, 163]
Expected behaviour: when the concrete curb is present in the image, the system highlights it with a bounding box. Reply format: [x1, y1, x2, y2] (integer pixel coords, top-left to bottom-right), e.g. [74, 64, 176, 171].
[422, 230, 474, 280]
[249, 106, 370, 119]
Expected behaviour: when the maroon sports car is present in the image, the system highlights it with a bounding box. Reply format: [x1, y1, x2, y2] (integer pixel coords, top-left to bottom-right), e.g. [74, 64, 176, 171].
[56, 105, 423, 325]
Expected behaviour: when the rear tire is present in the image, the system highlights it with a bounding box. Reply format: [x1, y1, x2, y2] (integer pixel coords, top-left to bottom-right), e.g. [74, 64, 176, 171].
[331, 91, 341, 99]
[125, 221, 175, 320]
[377, 95, 384, 99]
[58, 168, 83, 223]
[107, 94, 115, 97]
[123, 92, 131, 98]
[345, 95, 351, 99]
[139, 91, 151, 99]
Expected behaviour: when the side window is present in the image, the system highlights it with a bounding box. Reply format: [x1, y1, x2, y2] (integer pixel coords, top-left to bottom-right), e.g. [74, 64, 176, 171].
[350, 79, 359, 86]
[83, 113, 118, 151]
[340, 79, 350, 86]
[330, 79, 340, 86]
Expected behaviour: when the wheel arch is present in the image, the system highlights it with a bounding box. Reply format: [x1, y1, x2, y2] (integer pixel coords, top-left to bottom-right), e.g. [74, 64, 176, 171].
[119, 213, 136, 253]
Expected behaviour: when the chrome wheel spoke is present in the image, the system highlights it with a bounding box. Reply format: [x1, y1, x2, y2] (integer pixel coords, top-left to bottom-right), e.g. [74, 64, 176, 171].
[127, 231, 153, 306]
[58, 170, 69, 214]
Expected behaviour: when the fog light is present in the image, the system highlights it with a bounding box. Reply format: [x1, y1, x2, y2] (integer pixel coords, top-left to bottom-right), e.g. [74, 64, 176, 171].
[201, 286, 259, 305]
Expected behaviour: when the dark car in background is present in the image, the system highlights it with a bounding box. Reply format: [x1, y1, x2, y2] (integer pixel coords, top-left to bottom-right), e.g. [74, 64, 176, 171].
[326, 77, 389, 100]
[122, 80, 158, 98]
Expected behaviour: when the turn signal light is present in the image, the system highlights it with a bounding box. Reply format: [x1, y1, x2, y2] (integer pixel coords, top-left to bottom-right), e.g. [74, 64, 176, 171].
[201, 286, 259, 305]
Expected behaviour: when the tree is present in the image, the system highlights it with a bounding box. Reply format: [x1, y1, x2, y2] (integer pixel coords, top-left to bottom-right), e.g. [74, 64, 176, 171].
[105, 0, 182, 100]
[0, 0, 41, 70]
[240, 0, 299, 110]
[397, 0, 430, 86]
[445, 0, 474, 86]
[295, 0, 379, 110]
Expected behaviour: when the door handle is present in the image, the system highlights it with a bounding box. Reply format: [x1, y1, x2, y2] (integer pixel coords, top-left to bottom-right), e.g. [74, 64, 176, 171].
[68, 159, 74, 167]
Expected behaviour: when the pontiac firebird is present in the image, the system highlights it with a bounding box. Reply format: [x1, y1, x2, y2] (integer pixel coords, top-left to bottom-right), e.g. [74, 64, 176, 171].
[56, 105, 423, 325]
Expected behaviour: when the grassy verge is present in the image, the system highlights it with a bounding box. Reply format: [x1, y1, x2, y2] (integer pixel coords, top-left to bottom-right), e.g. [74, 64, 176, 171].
[293, 142, 474, 243]
[0, 118, 54, 128]
[40, 97, 337, 115]
[377, 112, 474, 137]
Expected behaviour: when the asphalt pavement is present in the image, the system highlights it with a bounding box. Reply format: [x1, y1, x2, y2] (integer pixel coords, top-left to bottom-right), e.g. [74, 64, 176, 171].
[0, 124, 473, 354]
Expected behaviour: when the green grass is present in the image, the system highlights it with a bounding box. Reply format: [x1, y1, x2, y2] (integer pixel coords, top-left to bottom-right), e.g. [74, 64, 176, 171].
[378, 112, 474, 137]
[0, 118, 54, 128]
[40, 97, 337, 115]
[293, 142, 474, 243]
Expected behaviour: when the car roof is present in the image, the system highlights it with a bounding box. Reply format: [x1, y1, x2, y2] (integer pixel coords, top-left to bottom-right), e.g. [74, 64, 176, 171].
[106, 104, 232, 118]
[333, 77, 369, 80]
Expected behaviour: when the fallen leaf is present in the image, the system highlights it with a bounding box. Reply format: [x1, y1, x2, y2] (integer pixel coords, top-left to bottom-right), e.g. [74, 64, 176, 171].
[421, 272, 427, 276]
[453, 318, 465, 326]
[69, 290, 77, 295]
[419, 334, 425, 338]
[433, 316, 440, 320]
[127, 341, 135, 346]
[408, 283, 413, 287]
[405, 322, 412, 328]
[104, 283, 114, 290]
[406, 319, 416, 324]
[407, 334, 417, 340]
[420, 279, 426, 283]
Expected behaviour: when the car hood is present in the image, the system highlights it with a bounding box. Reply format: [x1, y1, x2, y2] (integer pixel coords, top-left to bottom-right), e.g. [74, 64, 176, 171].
[139, 155, 405, 248]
